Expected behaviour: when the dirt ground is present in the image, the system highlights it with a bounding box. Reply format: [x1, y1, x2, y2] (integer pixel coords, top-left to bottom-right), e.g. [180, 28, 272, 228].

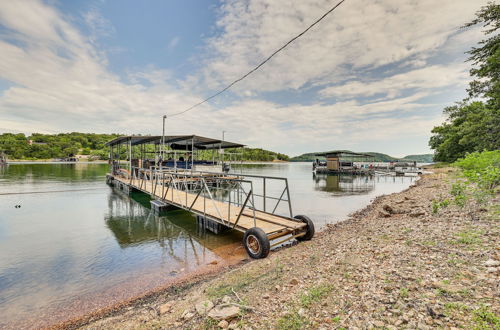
[72, 168, 499, 330]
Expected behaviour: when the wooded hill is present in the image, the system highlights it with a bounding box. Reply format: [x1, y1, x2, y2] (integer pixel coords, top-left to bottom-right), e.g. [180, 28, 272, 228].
[0, 133, 289, 161]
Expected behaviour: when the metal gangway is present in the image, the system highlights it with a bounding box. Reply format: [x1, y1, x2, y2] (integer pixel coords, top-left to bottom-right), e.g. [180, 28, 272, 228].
[107, 167, 315, 258]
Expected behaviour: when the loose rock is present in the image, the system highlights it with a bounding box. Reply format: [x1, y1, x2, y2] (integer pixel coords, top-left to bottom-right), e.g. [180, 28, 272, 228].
[195, 300, 214, 315]
[218, 320, 229, 329]
[208, 305, 241, 320]
[483, 259, 499, 267]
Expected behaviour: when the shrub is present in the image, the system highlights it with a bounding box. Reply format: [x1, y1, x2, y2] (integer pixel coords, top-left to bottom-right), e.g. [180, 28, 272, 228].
[454, 151, 500, 191]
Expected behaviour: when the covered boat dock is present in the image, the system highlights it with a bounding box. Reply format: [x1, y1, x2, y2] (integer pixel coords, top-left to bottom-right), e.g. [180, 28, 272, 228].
[105, 135, 245, 173]
[105, 134, 315, 259]
[313, 151, 375, 175]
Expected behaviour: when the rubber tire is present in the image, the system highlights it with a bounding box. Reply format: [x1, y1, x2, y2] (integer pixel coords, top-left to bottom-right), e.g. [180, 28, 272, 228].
[243, 227, 270, 259]
[294, 215, 315, 241]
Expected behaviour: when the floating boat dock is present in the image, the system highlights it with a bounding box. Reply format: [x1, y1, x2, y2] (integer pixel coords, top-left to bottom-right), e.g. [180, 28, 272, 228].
[313, 151, 375, 175]
[312, 151, 423, 176]
[105, 135, 315, 259]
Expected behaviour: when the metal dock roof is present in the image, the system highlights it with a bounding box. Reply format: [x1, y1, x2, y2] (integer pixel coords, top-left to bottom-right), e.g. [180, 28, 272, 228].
[105, 135, 245, 150]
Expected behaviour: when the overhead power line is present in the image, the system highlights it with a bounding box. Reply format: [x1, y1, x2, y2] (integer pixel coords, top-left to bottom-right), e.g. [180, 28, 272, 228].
[168, 0, 346, 118]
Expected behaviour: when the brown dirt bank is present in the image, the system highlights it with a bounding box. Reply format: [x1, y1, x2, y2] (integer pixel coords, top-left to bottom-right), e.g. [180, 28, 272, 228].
[76, 168, 498, 329]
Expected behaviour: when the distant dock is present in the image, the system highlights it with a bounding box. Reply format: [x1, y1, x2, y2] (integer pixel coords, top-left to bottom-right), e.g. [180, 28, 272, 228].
[312, 151, 374, 175]
[312, 151, 423, 176]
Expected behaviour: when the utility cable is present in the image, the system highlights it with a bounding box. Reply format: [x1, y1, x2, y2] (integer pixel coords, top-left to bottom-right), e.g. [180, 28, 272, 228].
[167, 0, 346, 117]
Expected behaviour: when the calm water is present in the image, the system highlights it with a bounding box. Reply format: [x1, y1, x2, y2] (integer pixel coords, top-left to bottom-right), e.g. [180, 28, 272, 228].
[0, 162, 416, 329]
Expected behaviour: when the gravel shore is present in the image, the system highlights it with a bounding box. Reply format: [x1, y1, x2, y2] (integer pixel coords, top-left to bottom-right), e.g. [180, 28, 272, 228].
[76, 168, 499, 329]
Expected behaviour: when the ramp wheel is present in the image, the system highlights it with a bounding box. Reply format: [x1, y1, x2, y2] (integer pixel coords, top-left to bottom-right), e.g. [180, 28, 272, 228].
[294, 215, 315, 241]
[243, 227, 270, 259]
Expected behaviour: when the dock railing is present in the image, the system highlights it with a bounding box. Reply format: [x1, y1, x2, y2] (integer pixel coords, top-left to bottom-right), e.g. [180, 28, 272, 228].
[154, 166, 293, 218]
[117, 166, 294, 229]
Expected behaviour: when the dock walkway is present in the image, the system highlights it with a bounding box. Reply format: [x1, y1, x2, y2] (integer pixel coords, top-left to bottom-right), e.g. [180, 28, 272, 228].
[108, 168, 314, 258]
[112, 175, 305, 237]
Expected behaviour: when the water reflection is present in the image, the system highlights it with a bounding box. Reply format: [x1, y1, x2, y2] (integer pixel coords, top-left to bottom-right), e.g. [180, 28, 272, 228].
[313, 174, 375, 195]
[105, 190, 239, 256]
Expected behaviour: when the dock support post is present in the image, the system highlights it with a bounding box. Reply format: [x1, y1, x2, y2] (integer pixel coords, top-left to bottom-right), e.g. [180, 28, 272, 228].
[196, 215, 228, 234]
[150, 200, 177, 213]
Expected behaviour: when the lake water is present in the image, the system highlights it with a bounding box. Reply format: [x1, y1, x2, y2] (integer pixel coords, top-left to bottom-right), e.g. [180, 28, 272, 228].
[0, 162, 416, 329]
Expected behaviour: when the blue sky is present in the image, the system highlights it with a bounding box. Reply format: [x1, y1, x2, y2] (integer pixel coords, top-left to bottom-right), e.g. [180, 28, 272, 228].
[0, 0, 489, 156]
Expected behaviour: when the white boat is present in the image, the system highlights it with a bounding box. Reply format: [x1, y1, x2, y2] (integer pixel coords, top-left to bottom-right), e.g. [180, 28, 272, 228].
[394, 165, 423, 175]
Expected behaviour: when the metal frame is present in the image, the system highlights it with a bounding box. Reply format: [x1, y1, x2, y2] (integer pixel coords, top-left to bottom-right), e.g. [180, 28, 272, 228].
[118, 166, 302, 235]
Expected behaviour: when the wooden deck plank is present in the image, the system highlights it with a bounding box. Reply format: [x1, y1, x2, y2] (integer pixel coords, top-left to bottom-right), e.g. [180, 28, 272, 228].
[113, 176, 305, 235]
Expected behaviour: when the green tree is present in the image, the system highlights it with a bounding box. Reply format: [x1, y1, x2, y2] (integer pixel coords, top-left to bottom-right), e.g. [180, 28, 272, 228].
[430, 102, 497, 162]
[465, 2, 500, 108]
[429, 2, 500, 162]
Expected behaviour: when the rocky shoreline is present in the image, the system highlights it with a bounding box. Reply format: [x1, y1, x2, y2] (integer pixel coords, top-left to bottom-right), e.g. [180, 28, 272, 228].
[75, 168, 498, 329]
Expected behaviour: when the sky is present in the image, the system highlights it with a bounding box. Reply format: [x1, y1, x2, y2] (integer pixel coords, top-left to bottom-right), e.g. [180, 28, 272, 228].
[0, 0, 490, 157]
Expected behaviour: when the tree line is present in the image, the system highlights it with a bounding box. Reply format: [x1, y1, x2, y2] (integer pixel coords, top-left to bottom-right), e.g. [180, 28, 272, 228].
[0, 132, 119, 160]
[429, 3, 500, 162]
[0, 132, 289, 161]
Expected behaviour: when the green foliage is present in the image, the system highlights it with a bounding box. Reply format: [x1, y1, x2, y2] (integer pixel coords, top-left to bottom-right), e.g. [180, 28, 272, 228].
[430, 102, 499, 162]
[0, 133, 290, 162]
[472, 305, 500, 330]
[430, 3, 500, 161]
[399, 287, 409, 298]
[0, 132, 120, 160]
[432, 199, 450, 214]
[300, 284, 333, 308]
[464, 3, 500, 108]
[276, 311, 309, 330]
[452, 230, 483, 245]
[229, 147, 290, 161]
[450, 182, 468, 207]
[454, 150, 500, 191]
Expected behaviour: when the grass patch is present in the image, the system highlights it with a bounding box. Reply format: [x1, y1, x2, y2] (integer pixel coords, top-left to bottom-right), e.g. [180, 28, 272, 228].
[276, 311, 309, 330]
[445, 302, 468, 310]
[435, 287, 448, 296]
[432, 198, 450, 214]
[486, 204, 500, 221]
[202, 317, 218, 329]
[300, 284, 334, 308]
[444, 302, 469, 317]
[451, 230, 483, 245]
[399, 287, 409, 298]
[422, 240, 437, 247]
[458, 288, 472, 297]
[472, 305, 500, 330]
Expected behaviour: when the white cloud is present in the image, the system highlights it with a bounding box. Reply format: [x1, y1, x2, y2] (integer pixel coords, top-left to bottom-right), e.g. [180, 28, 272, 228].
[200, 0, 487, 93]
[83, 6, 116, 43]
[318, 64, 469, 99]
[0, 0, 487, 156]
